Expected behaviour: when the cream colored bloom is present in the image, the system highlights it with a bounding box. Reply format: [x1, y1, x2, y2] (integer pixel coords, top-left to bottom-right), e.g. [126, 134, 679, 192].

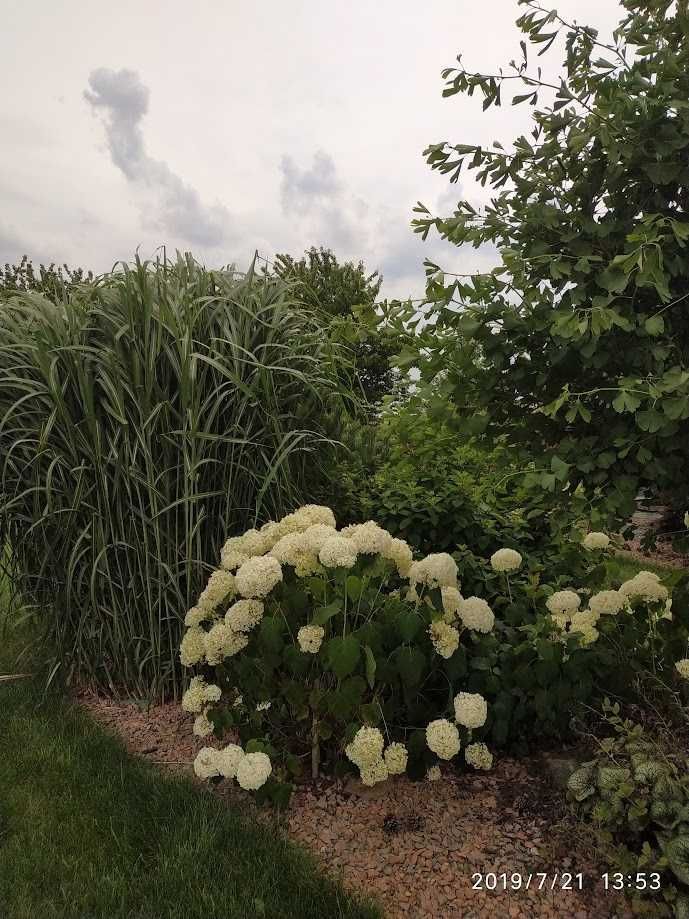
[340, 521, 393, 555]
[360, 760, 389, 786]
[589, 590, 624, 617]
[546, 590, 580, 616]
[193, 710, 214, 737]
[490, 548, 522, 572]
[582, 531, 610, 550]
[204, 622, 248, 665]
[180, 627, 206, 667]
[454, 692, 488, 729]
[193, 747, 220, 779]
[198, 569, 237, 611]
[236, 751, 272, 790]
[297, 624, 325, 653]
[675, 659, 689, 679]
[182, 676, 221, 714]
[300, 524, 338, 554]
[235, 556, 282, 599]
[458, 596, 495, 633]
[220, 537, 250, 571]
[383, 742, 408, 776]
[294, 554, 322, 578]
[256, 700, 271, 712]
[619, 571, 668, 603]
[318, 536, 358, 568]
[382, 537, 414, 576]
[441, 586, 463, 622]
[465, 742, 493, 771]
[409, 553, 458, 589]
[426, 765, 441, 782]
[225, 599, 264, 633]
[345, 726, 385, 769]
[570, 609, 600, 631]
[216, 743, 245, 779]
[429, 620, 460, 659]
[269, 531, 309, 566]
[184, 605, 210, 627]
[426, 719, 461, 760]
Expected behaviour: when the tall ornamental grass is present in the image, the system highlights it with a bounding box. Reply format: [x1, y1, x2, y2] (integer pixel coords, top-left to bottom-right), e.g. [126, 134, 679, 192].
[0, 254, 354, 698]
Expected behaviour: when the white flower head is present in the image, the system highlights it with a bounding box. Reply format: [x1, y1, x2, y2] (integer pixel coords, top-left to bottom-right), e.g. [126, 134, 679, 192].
[546, 590, 580, 616]
[340, 521, 393, 555]
[193, 710, 214, 737]
[225, 598, 264, 632]
[193, 747, 220, 779]
[235, 556, 282, 599]
[180, 627, 206, 667]
[409, 552, 458, 589]
[256, 700, 272, 712]
[297, 624, 325, 654]
[582, 531, 610, 551]
[429, 620, 460, 659]
[204, 622, 248, 665]
[300, 524, 338, 554]
[360, 760, 389, 786]
[318, 536, 358, 569]
[619, 571, 668, 603]
[383, 742, 408, 776]
[220, 537, 250, 571]
[236, 751, 272, 790]
[589, 590, 624, 617]
[216, 743, 245, 779]
[382, 537, 414, 576]
[426, 765, 442, 782]
[182, 676, 221, 714]
[490, 548, 522, 572]
[426, 719, 461, 760]
[454, 692, 488, 730]
[345, 726, 385, 769]
[441, 586, 463, 622]
[465, 742, 493, 771]
[458, 596, 495, 633]
[184, 605, 210, 628]
[199, 569, 237, 611]
[675, 659, 689, 679]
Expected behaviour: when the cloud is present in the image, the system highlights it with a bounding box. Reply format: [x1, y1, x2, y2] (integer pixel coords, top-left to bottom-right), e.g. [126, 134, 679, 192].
[84, 68, 232, 248]
[279, 150, 368, 252]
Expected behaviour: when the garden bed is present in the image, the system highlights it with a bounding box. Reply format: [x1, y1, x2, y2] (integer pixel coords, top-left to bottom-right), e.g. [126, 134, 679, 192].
[79, 690, 632, 919]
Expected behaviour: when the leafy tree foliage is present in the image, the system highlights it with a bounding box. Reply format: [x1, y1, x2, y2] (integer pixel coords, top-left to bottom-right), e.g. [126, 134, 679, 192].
[397, 0, 689, 524]
[274, 247, 397, 404]
[1, 254, 94, 300]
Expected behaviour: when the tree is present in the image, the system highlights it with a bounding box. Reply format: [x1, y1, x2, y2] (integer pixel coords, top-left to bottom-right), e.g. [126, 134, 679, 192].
[1, 255, 94, 300]
[274, 247, 397, 404]
[399, 0, 689, 525]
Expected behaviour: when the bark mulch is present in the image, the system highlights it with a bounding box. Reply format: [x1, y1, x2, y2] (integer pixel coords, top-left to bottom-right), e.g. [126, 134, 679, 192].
[78, 690, 633, 918]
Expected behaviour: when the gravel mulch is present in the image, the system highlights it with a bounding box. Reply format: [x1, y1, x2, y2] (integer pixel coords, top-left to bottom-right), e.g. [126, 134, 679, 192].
[78, 690, 633, 918]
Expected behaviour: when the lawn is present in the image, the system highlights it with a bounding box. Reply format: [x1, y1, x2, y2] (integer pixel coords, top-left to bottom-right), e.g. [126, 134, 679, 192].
[0, 615, 378, 919]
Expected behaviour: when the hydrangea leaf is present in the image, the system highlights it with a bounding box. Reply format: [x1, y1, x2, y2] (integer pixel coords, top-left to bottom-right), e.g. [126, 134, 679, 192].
[326, 635, 361, 678]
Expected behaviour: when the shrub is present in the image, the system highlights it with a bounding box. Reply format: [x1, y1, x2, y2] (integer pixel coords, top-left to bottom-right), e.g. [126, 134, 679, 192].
[0, 255, 354, 697]
[179, 506, 689, 800]
[568, 704, 689, 917]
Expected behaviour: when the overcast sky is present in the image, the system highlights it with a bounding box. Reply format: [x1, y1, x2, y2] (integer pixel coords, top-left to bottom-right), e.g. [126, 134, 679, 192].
[1, 0, 623, 300]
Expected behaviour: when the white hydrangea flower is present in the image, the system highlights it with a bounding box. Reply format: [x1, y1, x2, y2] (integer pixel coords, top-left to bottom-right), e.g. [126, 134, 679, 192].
[490, 548, 522, 572]
[570, 609, 600, 631]
[383, 742, 408, 776]
[429, 620, 460, 659]
[458, 596, 495, 633]
[293, 554, 322, 578]
[225, 599, 264, 632]
[184, 605, 211, 627]
[589, 589, 624, 617]
[551, 612, 570, 631]
[180, 627, 206, 667]
[546, 590, 580, 616]
[360, 759, 389, 786]
[182, 676, 221, 714]
[426, 765, 442, 782]
[619, 571, 668, 603]
[198, 569, 237, 611]
[441, 586, 463, 622]
[220, 537, 250, 571]
[318, 536, 358, 568]
[239, 527, 272, 556]
[282, 505, 337, 533]
[426, 719, 461, 760]
[465, 742, 493, 771]
[675, 659, 689, 679]
[582, 531, 610, 550]
[258, 521, 283, 551]
[193, 747, 220, 779]
[297, 624, 325, 654]
[216, 743, 245, 779]
[576, 625, 599, 646]
[454, 692, 488, 729]
[340, 521, 393, 555]
[382, 537, 414, 576]
[235, 556, 282, 599]
[236, 751, 272, 790]
[409, 553, 458, 589]
[269, 531, 309, 566]
[204, 622, 248, 665]
[300, 524, 338, 554]
[193, 710, 214, 737]
[345, 726, 385, 769]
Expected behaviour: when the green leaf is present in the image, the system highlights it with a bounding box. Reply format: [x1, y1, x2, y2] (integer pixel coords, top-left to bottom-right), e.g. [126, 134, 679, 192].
[644, 314, 665, 336]
[345, 575, 363, 601]
[326, 635, 361, 678]
[311, 600, 342, 626]
[394, 646, 426, 688]
[362, 644, 377, 689]
[665, 835, 689, 884]
[259, 617, 284, 654]
[396, 608, 421, 642]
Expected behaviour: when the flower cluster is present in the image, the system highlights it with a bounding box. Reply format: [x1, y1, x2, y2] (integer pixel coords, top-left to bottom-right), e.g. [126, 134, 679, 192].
[193, 743, 272, 791]
[465, 742, 493, 770]
[457, 596, 495, 633]
[582, 531, 610, 551]
[345, 726, 408, 785]
[454, 692, 488, 730]
[619, 570, 669, 604]
[426, 719, 461, 760]
[490, 548, 522, 572]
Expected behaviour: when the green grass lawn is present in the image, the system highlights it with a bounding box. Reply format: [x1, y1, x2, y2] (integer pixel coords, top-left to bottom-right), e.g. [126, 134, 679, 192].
[0, 619, 378, 919]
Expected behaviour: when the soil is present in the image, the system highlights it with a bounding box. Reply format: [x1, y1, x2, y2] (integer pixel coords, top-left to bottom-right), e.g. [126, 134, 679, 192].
[78, 690, 634, 918]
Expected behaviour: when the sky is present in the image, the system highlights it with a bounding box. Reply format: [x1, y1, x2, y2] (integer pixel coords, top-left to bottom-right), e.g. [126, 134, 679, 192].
[1, 0, 623, 300]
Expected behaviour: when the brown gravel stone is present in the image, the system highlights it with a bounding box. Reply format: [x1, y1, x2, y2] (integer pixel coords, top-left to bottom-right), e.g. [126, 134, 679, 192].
[78, 689, 633, 919]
